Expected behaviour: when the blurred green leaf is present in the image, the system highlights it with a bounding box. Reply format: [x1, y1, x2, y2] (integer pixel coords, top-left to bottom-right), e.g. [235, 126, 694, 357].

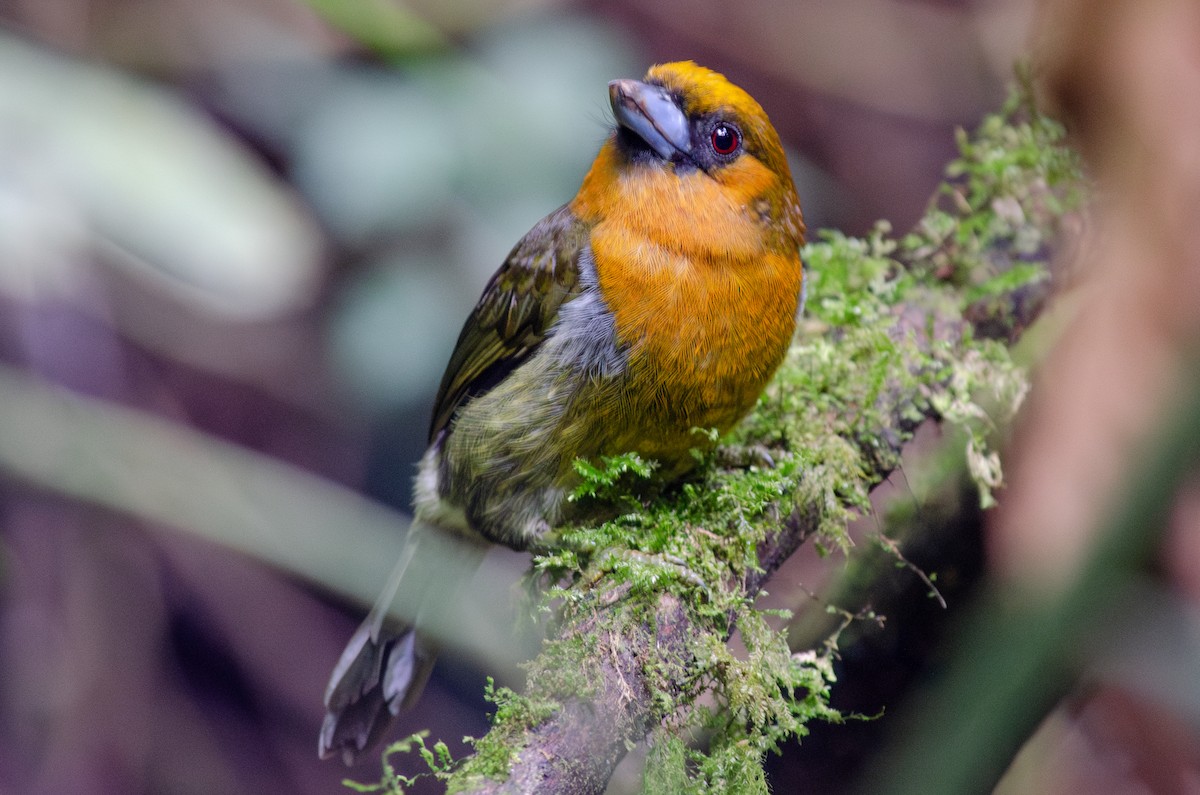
[300, 0, 445, 57]
[0, 31, 323, 319]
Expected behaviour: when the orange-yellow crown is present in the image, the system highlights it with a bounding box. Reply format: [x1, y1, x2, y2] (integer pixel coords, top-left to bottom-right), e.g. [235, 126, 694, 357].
[645, 61, 791, 180]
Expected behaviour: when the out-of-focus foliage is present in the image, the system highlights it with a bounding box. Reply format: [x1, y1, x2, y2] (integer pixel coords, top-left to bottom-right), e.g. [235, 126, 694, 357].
[0, 32, 322, 318]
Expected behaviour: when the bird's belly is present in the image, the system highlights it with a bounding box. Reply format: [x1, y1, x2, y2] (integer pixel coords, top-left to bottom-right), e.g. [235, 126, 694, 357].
[419, 259, 798, 548]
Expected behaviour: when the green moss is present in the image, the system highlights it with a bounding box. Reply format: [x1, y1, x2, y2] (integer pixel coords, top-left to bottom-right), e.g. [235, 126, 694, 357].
[570, 451, 658, 502]
[448, 678, 563, 789]
[342, 732, 458, 795]
[901, 65, 1085, 320]
[640, 619, 844, 795]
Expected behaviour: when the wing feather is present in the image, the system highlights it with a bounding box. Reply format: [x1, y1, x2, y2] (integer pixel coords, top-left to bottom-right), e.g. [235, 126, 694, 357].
[428, 205, 589, 441]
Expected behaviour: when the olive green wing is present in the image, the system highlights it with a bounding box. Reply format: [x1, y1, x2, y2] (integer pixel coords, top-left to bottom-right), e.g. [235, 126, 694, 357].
[428, 204, 590, 442]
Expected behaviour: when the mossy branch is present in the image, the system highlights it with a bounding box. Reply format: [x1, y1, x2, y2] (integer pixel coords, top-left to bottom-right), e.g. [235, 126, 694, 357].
[397, 77, 1086, 795]
[443, 284, 969, 795]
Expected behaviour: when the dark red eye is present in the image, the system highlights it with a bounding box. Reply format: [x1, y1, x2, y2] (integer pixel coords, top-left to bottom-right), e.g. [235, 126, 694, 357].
[711, 123, 740, 155]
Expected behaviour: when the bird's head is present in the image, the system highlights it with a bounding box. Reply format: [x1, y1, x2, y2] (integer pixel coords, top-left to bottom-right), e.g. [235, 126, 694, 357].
[572, 61, 804, 253]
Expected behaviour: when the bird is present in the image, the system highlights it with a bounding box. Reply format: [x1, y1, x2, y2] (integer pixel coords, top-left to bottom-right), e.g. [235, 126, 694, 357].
[320, 60, 806, 765]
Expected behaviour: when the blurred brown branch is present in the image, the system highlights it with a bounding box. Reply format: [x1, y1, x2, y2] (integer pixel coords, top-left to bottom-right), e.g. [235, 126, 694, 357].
[853, 2, 1200, 792]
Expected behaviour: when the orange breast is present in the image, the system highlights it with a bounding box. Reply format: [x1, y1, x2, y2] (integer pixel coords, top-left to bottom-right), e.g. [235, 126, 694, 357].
[588, 245, 799, 463]
[569, 140, 804, 464]
[593, 226, 800, 438]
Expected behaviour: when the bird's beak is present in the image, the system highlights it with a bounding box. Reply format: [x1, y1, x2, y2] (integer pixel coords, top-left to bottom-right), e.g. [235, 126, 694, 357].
[608, 79, 691, 160]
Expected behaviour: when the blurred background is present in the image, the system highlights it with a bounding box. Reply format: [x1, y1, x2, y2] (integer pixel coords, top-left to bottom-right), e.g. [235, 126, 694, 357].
[5, 1, 1198, 793]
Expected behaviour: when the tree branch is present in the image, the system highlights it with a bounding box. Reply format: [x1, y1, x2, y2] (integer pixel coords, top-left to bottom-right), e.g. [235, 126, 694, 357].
[450, 296, 960, 795]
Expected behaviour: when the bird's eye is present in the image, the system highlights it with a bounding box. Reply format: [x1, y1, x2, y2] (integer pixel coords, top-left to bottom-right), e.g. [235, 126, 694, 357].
[710, 123, 740, 155]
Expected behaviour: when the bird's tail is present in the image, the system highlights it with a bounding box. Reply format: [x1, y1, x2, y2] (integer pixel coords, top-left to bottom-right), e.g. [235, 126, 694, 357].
[319, 522, 484, 765]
